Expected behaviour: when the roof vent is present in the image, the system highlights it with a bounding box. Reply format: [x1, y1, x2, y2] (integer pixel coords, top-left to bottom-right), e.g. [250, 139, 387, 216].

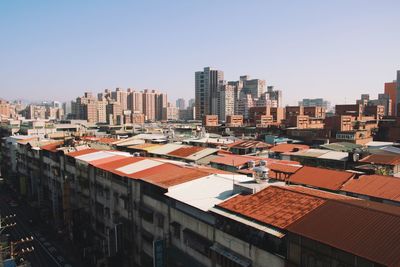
[247, 160, 255, 168]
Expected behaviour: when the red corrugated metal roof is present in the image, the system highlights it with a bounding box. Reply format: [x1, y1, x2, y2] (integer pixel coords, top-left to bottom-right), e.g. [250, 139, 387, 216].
[167, 146, 205, 157]
[211, 154, 263, 167]
[131, 163, 208, 188]
[40, 141, 64, 152]
[287, 199, 400, 266]
[94, 157, 144, 177]
[218, 184, 400, 265]
[359, 154, 400, 165]
[269, 143, 309, 153]
[289, 166, 354, 191]
[90, 155, 128, 166]
[66, 148, 98, 157]
[341, 174, 400, 202]
[217, 186, 326, 229]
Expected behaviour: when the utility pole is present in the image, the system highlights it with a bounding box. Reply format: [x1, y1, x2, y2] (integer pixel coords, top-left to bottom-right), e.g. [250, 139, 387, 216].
[10, 236, 34, 259]
[0, 214, 16, 234]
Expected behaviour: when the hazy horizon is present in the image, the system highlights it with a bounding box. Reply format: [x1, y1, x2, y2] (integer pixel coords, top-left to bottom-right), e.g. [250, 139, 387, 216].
[1, 1, 399, 105]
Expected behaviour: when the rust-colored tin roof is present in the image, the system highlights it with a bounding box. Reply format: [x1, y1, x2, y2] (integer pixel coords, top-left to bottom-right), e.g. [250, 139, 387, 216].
[131, 163, 209, 188]
[269, 143, 309, 153]
[287, 199, 400, 266]
[359, 154, 400, 166]
[66, 148, 98, 157]
[289, 166, 354, 191]
[217, 186, 326, 229]
[341, 174, 400, 202]
[40, 141, 64, 152]
[167, 146, 205, 158]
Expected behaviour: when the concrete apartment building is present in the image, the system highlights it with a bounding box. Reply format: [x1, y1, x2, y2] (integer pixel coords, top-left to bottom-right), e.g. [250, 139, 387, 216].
[384, 81, 397, 116]
[218, 84, 235, 122]
[0, 99, 11, 119]
[176, 98, 186, 110]
[3, 138, 400, 267]
[70, 88, 167, 123]
[299, 98, 330, 109]
[195, 67, 224, 120]
[127, 90, 144, 113]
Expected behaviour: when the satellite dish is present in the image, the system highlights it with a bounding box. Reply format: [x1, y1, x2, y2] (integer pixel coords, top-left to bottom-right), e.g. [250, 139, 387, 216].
[353, 153, 360, 162]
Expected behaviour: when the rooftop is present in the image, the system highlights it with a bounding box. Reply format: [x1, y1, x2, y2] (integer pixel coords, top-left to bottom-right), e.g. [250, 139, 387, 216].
[287, 198, 400, 266]
[288, 148, 348, 161]
[166, 173, 253, 211]
[217, 186, 326, 229]
[359, 154, 400, 165]
[289, 166, 354, 191]
[269, 143, 309, 153]
[341, 174, 400, 202]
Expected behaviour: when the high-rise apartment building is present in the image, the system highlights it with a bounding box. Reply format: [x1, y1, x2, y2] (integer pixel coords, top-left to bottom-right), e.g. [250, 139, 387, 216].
[127, 90, 143, 113]
[106, 101, 122, 125]
[265, 86, 282, 107]
[142, 89, 156, 121]
[237, 94, 255, 119]
[111, 88, 128, 110]
[188, 98, 195, 108]
[163, 102, 179, 121]
[242, 76, 266, 98]
[176, 98, 186, 110]
[195, 67, 224, 119]
[299, 98, 330, 110]
[155, 92, 168, 121]
[218, 84, 235, 121]
[0, 99, 11, 119]
[73, 92, 98, 123]
[97, 100, 107, 123]
[384, 81, 397, 116]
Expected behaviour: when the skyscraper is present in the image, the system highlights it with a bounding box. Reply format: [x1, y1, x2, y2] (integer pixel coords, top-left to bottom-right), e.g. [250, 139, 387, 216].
[195, 67, 224, 120]
[242, 77, 266, 98]
[127, 90, 143, 113]
[73, 92, 98, 123]
[176, 98, 186, 110]
[218, 84, 235, 121]
[142, 89, 156, 121]
[188, 98, 195, 108]
[155, 92, 168, 121]
[111, 88, 128, 110]
[266, 86, 283, 107]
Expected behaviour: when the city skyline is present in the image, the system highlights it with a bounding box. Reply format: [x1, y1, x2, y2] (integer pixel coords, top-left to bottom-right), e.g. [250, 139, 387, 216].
[1, 1, 400, 105]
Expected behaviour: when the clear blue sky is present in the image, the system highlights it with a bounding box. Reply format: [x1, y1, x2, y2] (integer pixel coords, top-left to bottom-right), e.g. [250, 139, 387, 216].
[0, 0, 399, 105]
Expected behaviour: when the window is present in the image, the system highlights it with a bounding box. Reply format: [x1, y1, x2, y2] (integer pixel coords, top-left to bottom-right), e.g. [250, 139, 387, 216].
[156, 213, 164, 228]
[171, 222, 181, 240]
[139, 206, 154, 223]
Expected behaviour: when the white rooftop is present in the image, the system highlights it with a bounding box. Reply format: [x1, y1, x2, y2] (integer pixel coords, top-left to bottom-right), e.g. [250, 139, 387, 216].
[166, 174, 253, 212]
[75, 150, 130, 162]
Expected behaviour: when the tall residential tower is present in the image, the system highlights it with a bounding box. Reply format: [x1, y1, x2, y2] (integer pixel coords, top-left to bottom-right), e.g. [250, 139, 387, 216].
[195, 67, 224, 120]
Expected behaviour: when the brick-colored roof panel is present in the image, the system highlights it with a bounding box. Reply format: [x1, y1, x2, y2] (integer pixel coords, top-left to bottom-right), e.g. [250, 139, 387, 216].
[359, 154, 400, 166]
[40, 141, 64, 152]
[167, 146, 205, 158]
[269, 143, 309, 153]
[341, 174, 400, 202]
[132, 164, 208, 188]
[287, 200, 400, 266]
[289, 166, 354, 191]
[94, 157, 144, 177]
[217, 186, 326, 229]
[66, 148, 98, 157]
